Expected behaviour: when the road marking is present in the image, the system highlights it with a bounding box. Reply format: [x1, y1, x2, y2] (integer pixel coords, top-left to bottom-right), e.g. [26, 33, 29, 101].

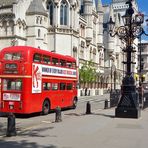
[42, 120, 52, 124]
[93, 108, 103, 112]
[19, 120, 53, 133]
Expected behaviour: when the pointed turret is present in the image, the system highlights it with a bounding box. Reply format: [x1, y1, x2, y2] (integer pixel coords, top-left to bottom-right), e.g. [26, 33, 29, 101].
[107, 4, 115, 58]
[97, 0, 104, 49]
[83, 0, 93, 46]
[92, 0, 96, 11]
[26, 0, 47, 17]
[108, 4, 114, 22]
[26, 0, 48, 50]
[97, 0, 103, 13]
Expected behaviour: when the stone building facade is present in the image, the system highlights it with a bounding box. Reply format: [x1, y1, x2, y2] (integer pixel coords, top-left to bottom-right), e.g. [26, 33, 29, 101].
[138, 42, 148, 82]
[103, 0, 139, 91]
[0, 0, 139, 96]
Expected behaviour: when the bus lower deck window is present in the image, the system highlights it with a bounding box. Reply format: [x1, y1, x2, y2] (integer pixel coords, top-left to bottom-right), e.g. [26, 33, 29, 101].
[43, 82, 51, 90]
[60, 83, 66, 90]
[52, 83, 58, 90]
[67, 83, 72, 90]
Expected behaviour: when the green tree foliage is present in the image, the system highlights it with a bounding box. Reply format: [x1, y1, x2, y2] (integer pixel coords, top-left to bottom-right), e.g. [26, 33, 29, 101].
[79, 60, 97, 83]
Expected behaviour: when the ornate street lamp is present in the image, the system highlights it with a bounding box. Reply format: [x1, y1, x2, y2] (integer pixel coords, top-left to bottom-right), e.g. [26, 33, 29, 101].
[107, 0, 145, 118]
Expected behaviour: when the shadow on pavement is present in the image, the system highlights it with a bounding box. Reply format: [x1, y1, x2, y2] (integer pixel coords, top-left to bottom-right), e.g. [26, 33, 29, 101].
[65, 112, 114, 118]
[0, 126, 57, 148]
[91, 113, 115, 118]
[0, 139, 57, 148]
[18, 126, 55, 137]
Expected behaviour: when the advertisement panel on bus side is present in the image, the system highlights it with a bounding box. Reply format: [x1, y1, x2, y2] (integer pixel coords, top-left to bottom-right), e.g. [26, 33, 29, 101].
[42, 65, 77, 78]
[32, 64, 42, 93]
[32, 63, 77, 94]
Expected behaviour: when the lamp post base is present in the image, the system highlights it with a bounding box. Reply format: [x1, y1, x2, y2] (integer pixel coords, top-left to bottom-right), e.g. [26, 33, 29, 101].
[115, 75, 141, 119]
[115, 107, 141, 118]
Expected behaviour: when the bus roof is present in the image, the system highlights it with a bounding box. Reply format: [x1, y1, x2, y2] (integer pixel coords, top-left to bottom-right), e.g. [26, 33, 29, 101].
[1, 46, 76, 62]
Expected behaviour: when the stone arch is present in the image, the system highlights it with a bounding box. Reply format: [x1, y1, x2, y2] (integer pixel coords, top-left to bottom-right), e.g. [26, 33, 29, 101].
[36, 16, 40, 24]
[100, 76, 104, 88]
[59, 0, 69, 25]
[8, 20, 14, 35]
[47, 0, 54, 25]
[16, 18, 22, 29]
[105, 76, 109, 89]
[22, 20, 27, 30]
[2, 20, 7, 35]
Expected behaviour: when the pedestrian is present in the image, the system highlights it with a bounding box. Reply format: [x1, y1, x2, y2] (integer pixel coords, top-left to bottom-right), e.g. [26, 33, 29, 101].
[85, 87, 87, 96]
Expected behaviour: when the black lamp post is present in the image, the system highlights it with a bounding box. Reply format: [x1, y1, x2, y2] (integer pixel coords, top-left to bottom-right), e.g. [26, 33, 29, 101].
[107, 0, 145, 118]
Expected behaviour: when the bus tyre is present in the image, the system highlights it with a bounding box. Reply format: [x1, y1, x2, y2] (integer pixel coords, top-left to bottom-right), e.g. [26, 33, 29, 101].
[72, 98, 77, 109]
[42, 100, 50, 115]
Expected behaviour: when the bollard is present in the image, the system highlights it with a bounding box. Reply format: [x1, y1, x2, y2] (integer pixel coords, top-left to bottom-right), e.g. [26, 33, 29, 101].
[104, 99, 109, 109]
[6, 113, 17, 137]
[86, 101, 91, 114]
[55, 106, 62, 122]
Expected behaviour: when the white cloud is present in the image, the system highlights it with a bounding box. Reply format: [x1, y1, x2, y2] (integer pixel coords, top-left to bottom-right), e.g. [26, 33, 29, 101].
[141, 39, 148, 43]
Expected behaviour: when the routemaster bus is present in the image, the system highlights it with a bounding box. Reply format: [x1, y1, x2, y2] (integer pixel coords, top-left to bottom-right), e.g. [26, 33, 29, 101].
[0, 46, 78, 115]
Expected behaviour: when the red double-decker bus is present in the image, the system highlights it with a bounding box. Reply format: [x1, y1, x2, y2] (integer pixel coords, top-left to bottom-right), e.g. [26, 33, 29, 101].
[0, 46, 78, 114]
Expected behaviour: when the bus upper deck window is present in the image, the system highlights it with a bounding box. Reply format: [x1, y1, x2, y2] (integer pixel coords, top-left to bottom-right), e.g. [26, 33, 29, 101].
[60, 59, 66, 67]
[43, 55, 50, 64]
[72, 62, 76, 68]
[33, 53, 41, 62]
[52, 58, 58, 65]
[67, 61, 72, 68]
[4, 53, 21, 60]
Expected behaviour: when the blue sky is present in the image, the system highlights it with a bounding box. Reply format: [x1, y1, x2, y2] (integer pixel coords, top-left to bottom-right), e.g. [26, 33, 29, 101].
[102, 0, 147, 13]
[101, 0, 148, 20]
[101, 0, 148, 42]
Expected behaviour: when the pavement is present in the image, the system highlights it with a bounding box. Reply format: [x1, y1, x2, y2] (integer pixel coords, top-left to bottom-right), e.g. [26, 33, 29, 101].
[78, 93, 110, 102]
[1, 94, 148, 148]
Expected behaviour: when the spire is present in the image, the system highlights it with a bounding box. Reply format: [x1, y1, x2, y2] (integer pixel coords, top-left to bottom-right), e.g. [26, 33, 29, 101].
[92, 0, 96, 11]
[26, 0, 48, 17]
[108, 4, 114, 22]
[97, 0, 103, 12]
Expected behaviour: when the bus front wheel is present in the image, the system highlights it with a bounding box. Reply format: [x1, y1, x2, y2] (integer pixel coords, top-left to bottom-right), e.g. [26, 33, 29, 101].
[42, 100, 50, 115]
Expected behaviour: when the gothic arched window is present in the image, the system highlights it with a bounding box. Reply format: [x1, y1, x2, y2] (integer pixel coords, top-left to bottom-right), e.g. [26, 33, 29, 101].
[60, 0, 68, 25]
[2, 21, 7, 35]
[47, 1, 54, 25]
